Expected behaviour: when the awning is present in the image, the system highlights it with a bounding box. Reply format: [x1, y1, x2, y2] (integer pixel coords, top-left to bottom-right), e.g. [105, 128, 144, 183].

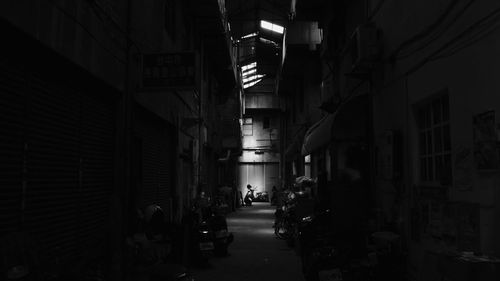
[301, 113, 337, 156]
[301, 94, 369, 156]
[284, 126, 307, 161]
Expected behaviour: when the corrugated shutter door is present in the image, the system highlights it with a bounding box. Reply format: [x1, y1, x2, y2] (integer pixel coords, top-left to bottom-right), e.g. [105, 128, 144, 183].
[0, 62, 116, 262]
[0, 62, 26, 236]
[79, 93, 115, 250]
[157, 129, 172, 215]
[24, 77, 81, 260]
[0, 24, 116, 265]
[142, 134, 161, 207]
[134, 104, 173, 213]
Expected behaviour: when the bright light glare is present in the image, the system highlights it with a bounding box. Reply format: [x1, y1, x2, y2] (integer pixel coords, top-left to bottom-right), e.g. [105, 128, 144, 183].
[241, 62, 257, 71]
[241, 32, 258, 39]
[243, 79, 263, 89]
[242, 74, 264, 84]
[242, 68, 257, 76]
[260, 20, 284, 34]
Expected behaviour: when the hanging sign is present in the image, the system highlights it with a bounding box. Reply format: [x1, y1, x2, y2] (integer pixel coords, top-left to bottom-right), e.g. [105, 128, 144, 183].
[142, 52, 198, 89]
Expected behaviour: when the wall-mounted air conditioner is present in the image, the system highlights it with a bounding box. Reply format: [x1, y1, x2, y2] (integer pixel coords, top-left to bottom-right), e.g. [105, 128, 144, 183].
[350, 25, 379, 73]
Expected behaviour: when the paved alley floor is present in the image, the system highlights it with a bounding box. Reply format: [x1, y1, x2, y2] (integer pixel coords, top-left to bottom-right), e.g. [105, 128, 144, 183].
[192, 202, 305, 281]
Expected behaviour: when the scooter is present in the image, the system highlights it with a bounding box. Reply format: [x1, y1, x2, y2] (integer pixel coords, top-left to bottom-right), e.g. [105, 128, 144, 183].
[208, 212, 233, 256]
[299, 209, 374, 281]
[198, 219, 215, 259]
[254, 191, 269, 202]
[128, 205, 195, 281]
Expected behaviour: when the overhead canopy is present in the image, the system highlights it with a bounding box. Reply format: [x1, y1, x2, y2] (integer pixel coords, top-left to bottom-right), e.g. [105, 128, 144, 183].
[301, 94, 369, 156]
[284, 125, 307, 161]
[225, 0, 292, 92]
[301, 113, 337, 156]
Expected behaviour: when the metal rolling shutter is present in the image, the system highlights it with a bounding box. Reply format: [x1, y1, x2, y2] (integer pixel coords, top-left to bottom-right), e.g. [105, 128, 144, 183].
[0, 62, 26, 236]
[0, 61, 116, 262]
[142, 132, 161, 207]
[24, 76, 81, 260]
[157, 130, 173, 216]
[134, 104, 174, 214]
[79, 93, 115, 251]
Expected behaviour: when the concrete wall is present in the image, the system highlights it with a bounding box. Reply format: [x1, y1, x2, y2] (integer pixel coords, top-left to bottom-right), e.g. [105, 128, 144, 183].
[237, 163, 280, 197]
[293, 0, 500, 279]
[241, 114, 280, 153]
[368, 0, 500, 278]
[239, 109, 281, 195]
[0, 0, 127, 91]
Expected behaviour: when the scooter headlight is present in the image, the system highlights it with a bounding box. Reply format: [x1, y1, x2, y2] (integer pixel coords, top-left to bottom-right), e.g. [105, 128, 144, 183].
[301, 216, 312, 222]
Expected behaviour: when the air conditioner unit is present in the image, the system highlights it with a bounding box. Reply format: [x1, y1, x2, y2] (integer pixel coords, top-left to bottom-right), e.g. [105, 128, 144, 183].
[350, 25, 379, 73]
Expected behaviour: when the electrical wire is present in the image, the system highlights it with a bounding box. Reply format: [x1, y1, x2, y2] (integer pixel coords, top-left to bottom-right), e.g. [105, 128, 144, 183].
[431, 10, 500, 60]
[87, 3, 127, 49]
[368, 0, 387, 21]
[406, 8, 500, 75]
[436, 24, 500, 60]
[425, 7, 500, 64]
[46, 0, 127, 65]
[396, 0, 475, 60]
[85, 0, 144, 53]
[381, 6, 500, 91]
[389, 0, 460, 61]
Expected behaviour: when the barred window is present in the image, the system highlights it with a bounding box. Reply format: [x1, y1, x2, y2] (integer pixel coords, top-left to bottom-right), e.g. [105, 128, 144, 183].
[417, 94, 451, 185]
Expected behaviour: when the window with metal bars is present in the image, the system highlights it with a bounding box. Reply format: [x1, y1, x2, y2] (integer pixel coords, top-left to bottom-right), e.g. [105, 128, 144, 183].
[417, 93, 452, 185]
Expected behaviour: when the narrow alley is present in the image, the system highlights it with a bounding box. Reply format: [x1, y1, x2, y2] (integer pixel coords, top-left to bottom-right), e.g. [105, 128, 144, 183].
[193, 203, 304, 281]
[2, 1, 500, 281]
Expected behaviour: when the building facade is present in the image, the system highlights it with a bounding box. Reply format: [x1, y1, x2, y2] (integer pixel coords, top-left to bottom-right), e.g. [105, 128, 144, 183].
[0, 0, 240, 279]
[287, 0, 500, 280]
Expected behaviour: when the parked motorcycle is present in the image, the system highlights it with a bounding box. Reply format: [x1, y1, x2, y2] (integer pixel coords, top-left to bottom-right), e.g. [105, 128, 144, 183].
[273, 189, 300, 243]
[299, 209, 375, 281]
[207, 213, 233, 256]
[197, 220, 215, 259]
[196, 206, 234, 260]
[127, 205, 195, 280]
[253, 191, 269, 202]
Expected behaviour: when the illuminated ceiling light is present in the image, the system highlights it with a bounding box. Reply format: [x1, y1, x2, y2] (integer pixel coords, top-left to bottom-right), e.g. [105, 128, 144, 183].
[241, 32, 258, 39]
[243, 79, 263, 89]
[241, 62, 257, 71]
[260, 20, 284, 34]
[242, 74, 264, 84]
[242, 68, 257, 76]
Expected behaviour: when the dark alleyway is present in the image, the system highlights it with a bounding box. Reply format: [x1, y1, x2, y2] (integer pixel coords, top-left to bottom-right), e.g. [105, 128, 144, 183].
[193, 203, 304, 281]
[2, 1, 500, 281]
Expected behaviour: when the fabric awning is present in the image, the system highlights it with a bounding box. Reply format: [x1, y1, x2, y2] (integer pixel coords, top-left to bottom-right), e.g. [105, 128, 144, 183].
[301, 94, 369, 156]
[284, 126, 307, 161]
[301, 113, 337, 156]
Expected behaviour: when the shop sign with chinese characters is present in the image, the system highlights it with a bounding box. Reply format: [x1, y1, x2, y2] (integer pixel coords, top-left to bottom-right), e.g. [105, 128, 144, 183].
[142, 52, 198, 89]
